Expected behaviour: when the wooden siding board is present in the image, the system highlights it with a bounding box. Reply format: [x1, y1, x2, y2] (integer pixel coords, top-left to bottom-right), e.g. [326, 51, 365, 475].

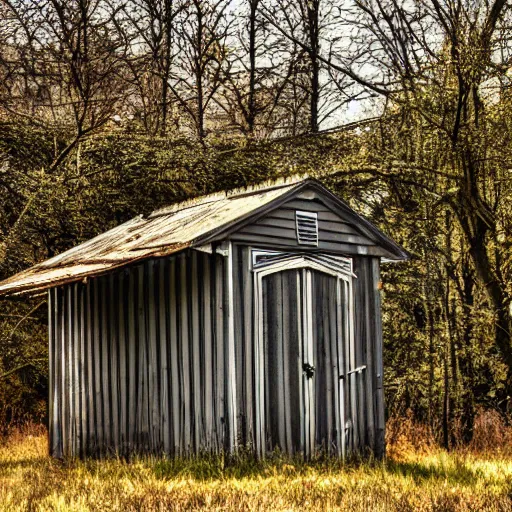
[229, 234, 386, 256]
[255, 211, 356, 230]
[282, 199, 330, 212]
[235, 224, 375, 247]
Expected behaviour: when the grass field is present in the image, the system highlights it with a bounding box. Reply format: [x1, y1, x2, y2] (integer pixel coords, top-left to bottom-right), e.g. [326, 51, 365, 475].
[1, 425, 512, 511]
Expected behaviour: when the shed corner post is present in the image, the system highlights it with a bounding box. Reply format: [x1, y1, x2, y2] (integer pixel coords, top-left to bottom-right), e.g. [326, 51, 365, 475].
[225, 241, 238, 452]
[48, 288, 54, 457]
[372, 258, 386, 459]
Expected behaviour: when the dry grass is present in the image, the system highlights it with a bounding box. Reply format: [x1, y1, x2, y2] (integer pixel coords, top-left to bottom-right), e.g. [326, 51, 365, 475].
[1, 424, 512, 511]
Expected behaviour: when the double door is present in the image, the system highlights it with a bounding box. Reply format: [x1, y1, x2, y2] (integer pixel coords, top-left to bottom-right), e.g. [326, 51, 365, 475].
[256, 260, 353, 457]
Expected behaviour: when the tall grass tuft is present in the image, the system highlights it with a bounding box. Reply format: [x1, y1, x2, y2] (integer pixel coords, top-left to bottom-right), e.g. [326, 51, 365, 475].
[1, 416, 512, 511]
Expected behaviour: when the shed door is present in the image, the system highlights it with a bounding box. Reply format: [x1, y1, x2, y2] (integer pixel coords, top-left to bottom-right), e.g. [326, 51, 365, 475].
[261, 267, 347, 456]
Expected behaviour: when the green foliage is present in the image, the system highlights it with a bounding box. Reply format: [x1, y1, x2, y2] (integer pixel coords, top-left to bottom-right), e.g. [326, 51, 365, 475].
[0, 112, 509, 443]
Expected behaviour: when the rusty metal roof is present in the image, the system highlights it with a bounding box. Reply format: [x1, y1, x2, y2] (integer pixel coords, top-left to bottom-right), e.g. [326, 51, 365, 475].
[0, 176, 408, 296]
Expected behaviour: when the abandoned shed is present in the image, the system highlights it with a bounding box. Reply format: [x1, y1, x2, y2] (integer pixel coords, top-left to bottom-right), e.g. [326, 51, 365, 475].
[0, 177, 408, 459]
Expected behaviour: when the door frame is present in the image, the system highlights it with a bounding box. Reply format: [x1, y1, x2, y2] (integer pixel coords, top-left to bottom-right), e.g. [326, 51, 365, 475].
[252, 250, 355, 458]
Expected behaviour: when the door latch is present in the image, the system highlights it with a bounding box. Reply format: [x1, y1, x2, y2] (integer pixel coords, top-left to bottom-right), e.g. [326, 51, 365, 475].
[303, 362, 315, 379]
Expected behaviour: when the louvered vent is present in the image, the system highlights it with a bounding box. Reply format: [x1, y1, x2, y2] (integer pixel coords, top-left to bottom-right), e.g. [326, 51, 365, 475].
[296, 210, 318, 246]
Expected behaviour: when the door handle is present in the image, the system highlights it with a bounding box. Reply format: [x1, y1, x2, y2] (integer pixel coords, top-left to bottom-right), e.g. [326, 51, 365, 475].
[303, 362, 315, 379]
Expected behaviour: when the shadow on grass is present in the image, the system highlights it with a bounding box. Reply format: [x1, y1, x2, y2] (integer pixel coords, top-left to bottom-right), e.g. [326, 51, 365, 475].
[145, 451, 489, 486]
[0, 457, 51, 471]
[0, 449, 496, 490]
[384, 458, 484, 486]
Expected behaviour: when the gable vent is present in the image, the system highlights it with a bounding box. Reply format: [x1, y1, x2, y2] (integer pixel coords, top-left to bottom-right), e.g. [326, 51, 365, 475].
[296, 210, 318, 246]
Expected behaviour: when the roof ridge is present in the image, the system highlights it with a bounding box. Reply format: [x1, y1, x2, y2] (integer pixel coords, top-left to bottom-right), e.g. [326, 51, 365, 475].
[148, 173, 309, 219]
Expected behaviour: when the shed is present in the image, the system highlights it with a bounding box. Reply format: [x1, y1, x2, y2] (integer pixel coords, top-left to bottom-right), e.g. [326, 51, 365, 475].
[0, 177, 408, 459]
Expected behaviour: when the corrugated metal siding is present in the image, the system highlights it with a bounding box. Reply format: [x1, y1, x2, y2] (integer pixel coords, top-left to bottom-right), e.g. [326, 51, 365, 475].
[49, 244, 384, 459]
[49, 250, 229, 458]
[352, 256, 385, 456]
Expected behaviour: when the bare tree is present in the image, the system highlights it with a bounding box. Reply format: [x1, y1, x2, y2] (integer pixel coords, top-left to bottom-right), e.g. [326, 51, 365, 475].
[259, 0, 352, 133]
[169, 0, 233, 142]
[0, 0, 128, 171]
[291, 0, 512, 387]
[116, 0, 185, 135]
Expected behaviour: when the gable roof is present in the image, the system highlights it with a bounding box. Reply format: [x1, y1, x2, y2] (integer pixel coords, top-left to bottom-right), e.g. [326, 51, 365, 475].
[0, 177, 408, 296]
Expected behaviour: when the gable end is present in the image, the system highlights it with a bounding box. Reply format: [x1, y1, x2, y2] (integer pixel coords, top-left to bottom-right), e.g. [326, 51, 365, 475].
[228, 187, 395, 257]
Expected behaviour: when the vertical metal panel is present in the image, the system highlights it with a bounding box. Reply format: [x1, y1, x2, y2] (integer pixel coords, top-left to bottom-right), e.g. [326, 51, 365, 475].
[296, 272, 304, 455]
[79, 284, 87, 458]
[202, 253, 213, 449]
[191, 251, 201, 452]
[363, 260, 376, 452]
[72, 284, 80, 457]
[281, 273, 292, 453]
[241, 248, 254, 447]
[127, 268, 137, 452]
[335, 280, 345, 458]
[232, 246, 245, 445]
[168, 257, 180, 454]
[179, 254, 191, 451]
[214, 252, 226, 450]
[225, 242, 238, 451]
[48, 290, 53, 455]
[100, 278, 111, 452]
[136, 264, 148, 450]
[118, 271, 127, 453]
[92, 279, 102, 454]
[109, 274, 120, 453]
[49, 288, 63, 457]
[253, 260, 264, 456]
[62, 286, 69, 457]
[158, 259, 170, 453]
[304, 269, 315, 456]
[147, 260, 160, 452]
[354, 262, 365, 451]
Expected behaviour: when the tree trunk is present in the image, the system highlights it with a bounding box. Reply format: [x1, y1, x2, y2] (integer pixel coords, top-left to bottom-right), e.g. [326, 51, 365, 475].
[464, 213, 512, 392]
[247, 0, 258, 137]
[306, 0, 319, 133]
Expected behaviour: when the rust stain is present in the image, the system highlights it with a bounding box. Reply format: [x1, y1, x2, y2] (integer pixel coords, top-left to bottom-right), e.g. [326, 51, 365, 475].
[0, 179, 303, 297]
